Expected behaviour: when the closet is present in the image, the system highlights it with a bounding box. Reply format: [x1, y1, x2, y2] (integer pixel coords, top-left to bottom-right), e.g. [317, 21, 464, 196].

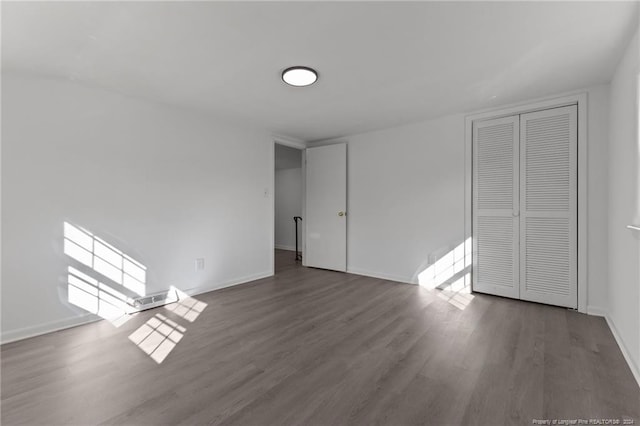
[472, 105, 577, 309]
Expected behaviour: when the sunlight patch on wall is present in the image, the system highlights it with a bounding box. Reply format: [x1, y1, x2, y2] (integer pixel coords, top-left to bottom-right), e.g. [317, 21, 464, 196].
[418, 238, 471, 289]
[129, 313, 186, 364]
[64, 222, 146, 296]
[67, 266, 133, 326]
[417, 238, 474, 310]
[63, 221, 147, 326]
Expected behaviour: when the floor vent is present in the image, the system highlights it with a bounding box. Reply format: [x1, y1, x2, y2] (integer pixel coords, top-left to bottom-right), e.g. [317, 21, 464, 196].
[128, 289, 179, 313]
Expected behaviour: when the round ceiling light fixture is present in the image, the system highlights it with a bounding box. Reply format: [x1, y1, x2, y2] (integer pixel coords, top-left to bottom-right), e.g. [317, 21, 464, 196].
[282, 66, 318, 87]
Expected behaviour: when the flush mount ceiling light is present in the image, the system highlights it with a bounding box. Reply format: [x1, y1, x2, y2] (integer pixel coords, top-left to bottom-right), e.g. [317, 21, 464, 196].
[282, 66, 318, 87]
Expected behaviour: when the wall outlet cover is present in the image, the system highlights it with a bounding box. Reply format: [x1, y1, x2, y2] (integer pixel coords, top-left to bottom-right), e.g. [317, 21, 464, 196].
[195, 258, 205, 271]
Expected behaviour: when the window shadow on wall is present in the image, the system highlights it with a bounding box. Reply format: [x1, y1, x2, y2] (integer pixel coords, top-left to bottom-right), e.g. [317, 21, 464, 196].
[416, 238, 474, 310]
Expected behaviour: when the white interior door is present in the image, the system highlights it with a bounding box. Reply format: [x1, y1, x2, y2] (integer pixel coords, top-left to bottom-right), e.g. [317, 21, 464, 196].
[519, 105, 577, 308]
[472, 115, 520, 299]
[305, 143, 347, 271]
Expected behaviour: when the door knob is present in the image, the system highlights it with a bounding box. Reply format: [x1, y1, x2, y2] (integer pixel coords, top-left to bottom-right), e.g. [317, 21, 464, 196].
[338, 211, 346, 217]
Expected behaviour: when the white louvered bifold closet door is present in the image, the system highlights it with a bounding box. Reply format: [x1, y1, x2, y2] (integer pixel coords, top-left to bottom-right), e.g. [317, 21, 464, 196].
[519, 105, 577, 308]
[472, 116, 520, 299]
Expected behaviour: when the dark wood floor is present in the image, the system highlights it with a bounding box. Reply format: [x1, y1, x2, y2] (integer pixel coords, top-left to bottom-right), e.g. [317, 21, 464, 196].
[2, 249, 639, 425]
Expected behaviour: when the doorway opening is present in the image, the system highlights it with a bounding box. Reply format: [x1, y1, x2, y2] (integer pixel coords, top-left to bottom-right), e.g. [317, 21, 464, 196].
[274, 142, 304, 274]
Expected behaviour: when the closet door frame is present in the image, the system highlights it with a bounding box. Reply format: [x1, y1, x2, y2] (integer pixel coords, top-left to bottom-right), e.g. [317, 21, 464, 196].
[464, 93, 588, 313]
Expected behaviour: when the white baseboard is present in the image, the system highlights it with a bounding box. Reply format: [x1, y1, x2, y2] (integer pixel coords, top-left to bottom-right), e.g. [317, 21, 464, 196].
[180, 270, 273, 297]
[275, 244, 297, 252]
[605, 314, 640, 388]
[0, 270, 273, 346]
[1, 313, 101, 345]
[586, 305, 608, 317]
[346, 267, 416, 285]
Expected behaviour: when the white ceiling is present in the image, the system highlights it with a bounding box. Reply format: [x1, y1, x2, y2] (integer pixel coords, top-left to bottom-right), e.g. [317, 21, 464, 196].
[3, 1, 638, 142]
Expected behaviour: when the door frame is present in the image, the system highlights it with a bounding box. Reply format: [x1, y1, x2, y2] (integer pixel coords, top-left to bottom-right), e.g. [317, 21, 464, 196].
[464, 92, 588, 313]
[271, 136, 307, 275]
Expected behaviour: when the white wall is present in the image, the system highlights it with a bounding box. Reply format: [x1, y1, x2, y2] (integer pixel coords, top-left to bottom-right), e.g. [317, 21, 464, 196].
[275, 168, 303, 251]
[344, 114, 466, 283]
[319, 85, 610, 312]
[586, 85, 611, 314]
[275, 143, 303, 170]
[1, 73, 274, 342]
[607, 30, 640, 383]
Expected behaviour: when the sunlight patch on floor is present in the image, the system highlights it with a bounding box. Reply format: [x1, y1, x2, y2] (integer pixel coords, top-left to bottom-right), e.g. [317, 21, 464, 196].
[129, 313, 186, 364]
[436, 273, 474, 310]
[165, 287, 208, 322]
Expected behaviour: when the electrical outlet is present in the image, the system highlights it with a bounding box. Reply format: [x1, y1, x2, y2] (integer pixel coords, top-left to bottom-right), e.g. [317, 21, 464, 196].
[195, 258, 205, 271]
